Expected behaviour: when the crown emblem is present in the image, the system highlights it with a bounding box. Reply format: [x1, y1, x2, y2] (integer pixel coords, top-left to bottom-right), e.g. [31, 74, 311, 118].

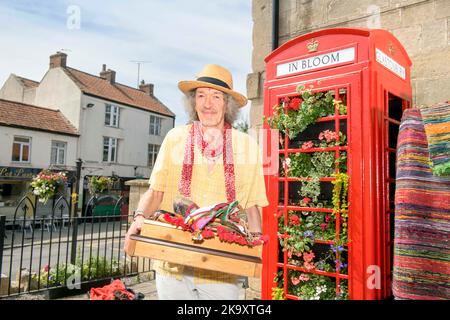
[389, 42, 395, 55]
[307, 39, 319, 52]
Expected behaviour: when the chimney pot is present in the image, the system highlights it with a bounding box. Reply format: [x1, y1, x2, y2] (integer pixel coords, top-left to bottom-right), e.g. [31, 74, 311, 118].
[49, 51, 67, 69]
[139, 81, 154, 96]
[100, 67, 116, 84]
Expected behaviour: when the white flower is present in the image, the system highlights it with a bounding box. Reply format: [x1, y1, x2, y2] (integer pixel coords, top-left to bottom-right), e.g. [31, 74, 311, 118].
[284, 157, 291, 168]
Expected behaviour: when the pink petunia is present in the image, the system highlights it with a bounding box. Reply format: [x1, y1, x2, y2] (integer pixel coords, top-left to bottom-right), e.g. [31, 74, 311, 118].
[301, 141, 314, 149]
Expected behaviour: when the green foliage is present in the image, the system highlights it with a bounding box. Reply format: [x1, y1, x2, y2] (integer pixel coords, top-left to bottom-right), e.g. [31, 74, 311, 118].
[331, 173, 349, 242]
[264, 86, 335, 140]
[299, 176, 321, 203]
[87, 176, 113, 195]
[271, 287, 285, 300]
[233, 120, 249, 133]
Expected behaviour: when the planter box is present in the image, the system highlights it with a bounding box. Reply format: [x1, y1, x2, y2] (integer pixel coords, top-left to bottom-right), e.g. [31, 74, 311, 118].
[126, 220, 262, 278]
[44, 278, 113, 300]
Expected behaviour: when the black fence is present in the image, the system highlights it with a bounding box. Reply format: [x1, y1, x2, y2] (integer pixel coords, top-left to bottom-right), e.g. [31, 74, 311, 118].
[0, 194, 152, 299]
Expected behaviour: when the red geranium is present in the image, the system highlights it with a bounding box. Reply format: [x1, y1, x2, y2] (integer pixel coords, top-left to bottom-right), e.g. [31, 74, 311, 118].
[289, 214, 300, 226]
[289, 98, 301, 111]
[303, 197, 311, 205]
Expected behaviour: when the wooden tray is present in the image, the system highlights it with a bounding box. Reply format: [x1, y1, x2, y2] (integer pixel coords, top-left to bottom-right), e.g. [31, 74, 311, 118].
[126, 220, 262, 277]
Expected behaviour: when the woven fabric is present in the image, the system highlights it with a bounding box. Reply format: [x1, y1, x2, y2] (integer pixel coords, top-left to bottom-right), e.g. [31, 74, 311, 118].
[392, 108, 450, 300]
[420, 102, 450, 176]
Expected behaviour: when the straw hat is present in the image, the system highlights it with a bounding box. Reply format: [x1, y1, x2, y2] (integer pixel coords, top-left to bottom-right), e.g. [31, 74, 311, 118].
[178, 64, 247, 107]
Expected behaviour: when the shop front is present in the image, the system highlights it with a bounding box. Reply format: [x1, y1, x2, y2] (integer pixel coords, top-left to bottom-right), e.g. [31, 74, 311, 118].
[0, 166, 76, 219]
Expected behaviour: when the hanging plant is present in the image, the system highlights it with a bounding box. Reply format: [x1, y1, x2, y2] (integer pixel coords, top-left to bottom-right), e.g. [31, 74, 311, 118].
[331, 173, 349, 242]
[31, 170, 67, 204]
[87, 176, 113, 195]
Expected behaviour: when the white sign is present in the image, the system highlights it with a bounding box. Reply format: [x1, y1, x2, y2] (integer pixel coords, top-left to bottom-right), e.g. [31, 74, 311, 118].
[276, 47, 355, 77]
[375, 48, 406, 80]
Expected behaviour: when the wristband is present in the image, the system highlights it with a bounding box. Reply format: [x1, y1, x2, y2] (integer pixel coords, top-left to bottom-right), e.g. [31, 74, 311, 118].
[133, 210, 146, 220]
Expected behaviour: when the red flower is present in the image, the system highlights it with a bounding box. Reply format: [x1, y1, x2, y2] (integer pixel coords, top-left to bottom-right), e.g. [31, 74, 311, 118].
[289, 98, 301, 111]
[289, 214, 300, 226]
[320, 223, 328, 230]
[303, 197, 311, 205]
[325, 215, 332, 223]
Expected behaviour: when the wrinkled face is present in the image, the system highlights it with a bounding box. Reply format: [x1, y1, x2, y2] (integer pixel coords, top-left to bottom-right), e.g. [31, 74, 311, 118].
[195, 87, 226, 128]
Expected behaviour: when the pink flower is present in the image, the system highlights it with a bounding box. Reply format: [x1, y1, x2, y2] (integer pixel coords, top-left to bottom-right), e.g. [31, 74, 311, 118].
[304, 261, 316, 271]
[43, 264, 49, 272]
[299, 273, 310, 282]
[301, 141, 314, 149]
[291, 276, 300, 285]
[319, 130, 338, 143]
[320, 223, 328, 230]
[303, 251, 315, 263]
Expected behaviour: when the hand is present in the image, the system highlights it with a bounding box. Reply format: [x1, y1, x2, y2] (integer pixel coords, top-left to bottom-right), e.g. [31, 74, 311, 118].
[124, 216, 145, 254]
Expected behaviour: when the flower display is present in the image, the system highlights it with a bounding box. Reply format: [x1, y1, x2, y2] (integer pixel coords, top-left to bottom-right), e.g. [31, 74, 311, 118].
[30, 170, 67, 204]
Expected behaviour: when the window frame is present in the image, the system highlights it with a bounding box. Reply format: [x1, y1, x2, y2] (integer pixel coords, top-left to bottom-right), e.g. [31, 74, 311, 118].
[103, 137, 118, 163]
[12, 136, 31, 163]
[148, 143, 160, 167]
[105, 104, 120, 127]
[149, 115, 162, 136]
[50, 140, 67, 165]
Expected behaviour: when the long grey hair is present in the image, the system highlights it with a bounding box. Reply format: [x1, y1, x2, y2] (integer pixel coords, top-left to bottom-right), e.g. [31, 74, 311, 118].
[183, 89, 240, 124]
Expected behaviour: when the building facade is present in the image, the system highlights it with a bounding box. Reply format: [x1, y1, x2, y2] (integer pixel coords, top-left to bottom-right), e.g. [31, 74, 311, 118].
[0, 52, 175, 214]
[0, 99, 79, 218]
[248, 0, 450, 128]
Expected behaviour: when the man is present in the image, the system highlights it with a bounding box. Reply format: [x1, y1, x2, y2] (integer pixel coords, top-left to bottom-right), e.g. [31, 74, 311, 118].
[124, 64, 268, 299]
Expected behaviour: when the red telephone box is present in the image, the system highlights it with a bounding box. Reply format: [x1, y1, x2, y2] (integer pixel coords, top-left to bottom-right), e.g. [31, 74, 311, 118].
[261, 28, 412, 300]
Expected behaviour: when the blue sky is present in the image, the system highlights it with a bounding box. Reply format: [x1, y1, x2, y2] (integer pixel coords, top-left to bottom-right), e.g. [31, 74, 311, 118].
[0, 0, 253, 125]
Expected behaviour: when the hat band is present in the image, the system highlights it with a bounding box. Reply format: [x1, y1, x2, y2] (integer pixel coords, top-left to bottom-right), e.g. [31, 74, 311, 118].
[196, 76, 231, 90]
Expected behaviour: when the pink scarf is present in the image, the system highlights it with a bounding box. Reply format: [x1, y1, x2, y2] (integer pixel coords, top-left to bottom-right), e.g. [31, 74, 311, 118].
[178, 121, 236, 202]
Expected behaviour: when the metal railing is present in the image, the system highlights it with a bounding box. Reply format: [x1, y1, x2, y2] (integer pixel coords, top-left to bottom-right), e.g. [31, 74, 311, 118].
[0, 194, 152, 298]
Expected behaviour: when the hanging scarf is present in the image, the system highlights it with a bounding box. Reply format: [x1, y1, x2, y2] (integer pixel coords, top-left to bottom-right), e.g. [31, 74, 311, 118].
[178, 121, 236, 202]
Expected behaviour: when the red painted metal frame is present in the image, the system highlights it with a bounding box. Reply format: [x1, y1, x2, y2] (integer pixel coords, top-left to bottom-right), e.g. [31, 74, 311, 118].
[261, 28, 412, 300]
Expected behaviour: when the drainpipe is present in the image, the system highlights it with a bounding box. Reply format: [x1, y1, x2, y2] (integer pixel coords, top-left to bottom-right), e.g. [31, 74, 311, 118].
[272, 0, 279, 51]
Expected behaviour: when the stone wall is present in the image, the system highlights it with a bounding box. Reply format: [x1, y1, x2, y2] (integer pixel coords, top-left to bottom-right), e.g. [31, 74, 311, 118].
[249, 0, 450, 128]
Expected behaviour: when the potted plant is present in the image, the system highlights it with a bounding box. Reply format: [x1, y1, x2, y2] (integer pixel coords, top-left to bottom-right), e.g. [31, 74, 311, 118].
[30, 170, 68, 204]
[87, 176, 113, 196]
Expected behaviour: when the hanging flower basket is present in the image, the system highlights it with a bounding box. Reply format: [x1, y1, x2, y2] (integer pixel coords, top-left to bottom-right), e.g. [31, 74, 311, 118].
[31, 170, 67, 204]
[87, 176, 113, 196]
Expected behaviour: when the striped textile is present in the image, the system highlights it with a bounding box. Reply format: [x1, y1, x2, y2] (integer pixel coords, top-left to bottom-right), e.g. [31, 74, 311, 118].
[420, 102, 450, 176]
[393, 108, 450, 300]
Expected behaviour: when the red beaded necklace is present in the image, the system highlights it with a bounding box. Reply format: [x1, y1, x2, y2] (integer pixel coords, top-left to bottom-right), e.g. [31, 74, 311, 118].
[179, 121, 236, 203]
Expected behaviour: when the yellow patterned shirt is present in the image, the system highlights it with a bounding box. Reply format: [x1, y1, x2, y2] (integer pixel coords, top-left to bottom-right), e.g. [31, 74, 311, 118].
[148, 124, 269, 284]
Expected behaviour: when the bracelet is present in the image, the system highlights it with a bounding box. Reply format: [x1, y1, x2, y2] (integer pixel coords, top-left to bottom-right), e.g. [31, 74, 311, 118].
[133, 210, 146, 220]
[250, 231, 263, 237]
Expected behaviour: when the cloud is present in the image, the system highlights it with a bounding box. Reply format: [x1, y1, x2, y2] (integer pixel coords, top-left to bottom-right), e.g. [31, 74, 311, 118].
[0, 0, 253, 125]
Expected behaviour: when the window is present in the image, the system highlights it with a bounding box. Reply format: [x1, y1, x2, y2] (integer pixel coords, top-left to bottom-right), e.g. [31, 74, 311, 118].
[149, 115, 162, 135]
[148, 144, 160, 167]
[51, 141, 67, 165]
[103, 137, 117, 162]
[12, 136, 31, 162]
[105, 104, 120, 127]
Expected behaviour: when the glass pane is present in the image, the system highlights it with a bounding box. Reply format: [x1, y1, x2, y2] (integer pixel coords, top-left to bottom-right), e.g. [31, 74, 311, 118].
[12, 143, 20, 161]
[22, 145, 29, 161]
[111, 146, 116, 162]
[103, 145, 109, 162]
[103, 137, 109, 146]
[58, 149, 65, 164]
[51, 147, 57, 164]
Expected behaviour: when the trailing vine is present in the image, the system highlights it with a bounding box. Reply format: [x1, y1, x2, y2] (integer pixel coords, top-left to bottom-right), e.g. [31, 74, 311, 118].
[331, 173, 349, 242]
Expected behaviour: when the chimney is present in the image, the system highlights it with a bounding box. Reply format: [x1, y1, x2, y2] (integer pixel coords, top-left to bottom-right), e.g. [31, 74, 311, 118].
[139, 80, 154, 96]
[100, 64, 116, 84]
[49, 51, 67, 68]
